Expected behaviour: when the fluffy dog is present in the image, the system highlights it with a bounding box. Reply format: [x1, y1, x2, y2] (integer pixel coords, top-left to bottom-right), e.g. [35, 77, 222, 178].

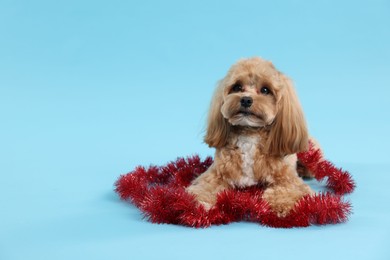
[186, 57, 315, 217]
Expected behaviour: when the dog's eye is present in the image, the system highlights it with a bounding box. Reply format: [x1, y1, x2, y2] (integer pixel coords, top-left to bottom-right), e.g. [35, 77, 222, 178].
[231, 83, 243, 93]
[260, 86, 271, 95]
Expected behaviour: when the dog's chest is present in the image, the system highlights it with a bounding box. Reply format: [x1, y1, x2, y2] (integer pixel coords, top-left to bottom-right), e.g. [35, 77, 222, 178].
[234, 135, 259, 187]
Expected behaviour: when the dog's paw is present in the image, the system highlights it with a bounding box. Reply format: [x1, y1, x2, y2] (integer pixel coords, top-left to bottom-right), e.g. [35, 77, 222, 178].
[186, 186, 214, 210]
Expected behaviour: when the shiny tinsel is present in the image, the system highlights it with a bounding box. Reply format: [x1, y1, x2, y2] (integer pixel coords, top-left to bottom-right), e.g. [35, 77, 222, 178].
[115, 143, 355, 228]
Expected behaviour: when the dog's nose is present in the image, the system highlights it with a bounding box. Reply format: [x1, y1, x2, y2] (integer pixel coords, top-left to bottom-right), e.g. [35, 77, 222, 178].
[240, 97, 253, 108]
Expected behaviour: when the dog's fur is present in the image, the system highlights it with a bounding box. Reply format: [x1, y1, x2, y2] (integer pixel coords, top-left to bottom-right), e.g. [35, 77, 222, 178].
[186, 57, 315, 217]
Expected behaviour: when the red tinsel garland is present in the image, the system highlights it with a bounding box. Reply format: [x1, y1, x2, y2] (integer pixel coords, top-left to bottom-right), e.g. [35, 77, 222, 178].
[115, 143, 355, 228]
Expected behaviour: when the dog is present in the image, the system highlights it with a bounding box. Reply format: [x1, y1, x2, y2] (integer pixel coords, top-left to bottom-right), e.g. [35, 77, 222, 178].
[186, 57, 316, 217]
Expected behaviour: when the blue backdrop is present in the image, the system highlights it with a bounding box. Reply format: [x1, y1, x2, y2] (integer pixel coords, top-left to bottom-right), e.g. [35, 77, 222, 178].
[1, 1, 389, 259]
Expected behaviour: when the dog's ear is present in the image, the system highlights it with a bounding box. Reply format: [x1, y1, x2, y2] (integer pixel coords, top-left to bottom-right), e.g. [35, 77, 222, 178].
[265, 75, 308, 156]
[204, 81, 231, 148]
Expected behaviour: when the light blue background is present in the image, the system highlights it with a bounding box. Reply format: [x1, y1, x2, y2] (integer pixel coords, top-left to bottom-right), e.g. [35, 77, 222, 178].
[1, 0, 389, 259]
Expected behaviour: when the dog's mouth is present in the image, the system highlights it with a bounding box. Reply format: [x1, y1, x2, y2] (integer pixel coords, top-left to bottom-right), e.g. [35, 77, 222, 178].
[236, 110, 264, 120]
[238, 111, 255, 116]
[227, 109, 267, 127]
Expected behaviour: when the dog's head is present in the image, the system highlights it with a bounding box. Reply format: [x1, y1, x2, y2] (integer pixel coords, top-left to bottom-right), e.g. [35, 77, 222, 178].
[204, 57, 308, 156]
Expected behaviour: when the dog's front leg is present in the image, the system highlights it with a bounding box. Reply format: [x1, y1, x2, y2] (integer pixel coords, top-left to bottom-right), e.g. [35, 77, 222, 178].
[262, 165, 314, 217]
[186, 165, 229, 210]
